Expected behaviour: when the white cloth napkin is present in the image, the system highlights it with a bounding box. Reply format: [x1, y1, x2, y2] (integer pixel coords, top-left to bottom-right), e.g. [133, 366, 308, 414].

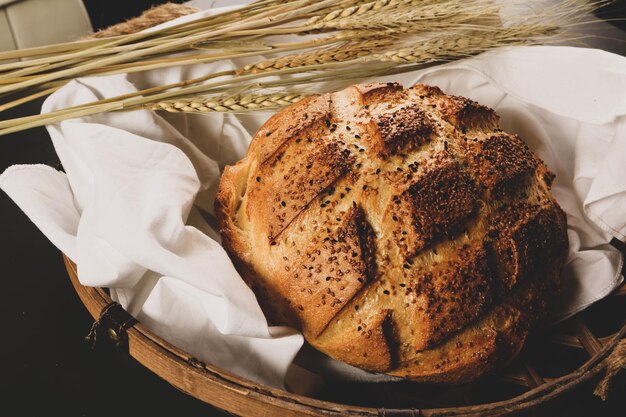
[2, 6, 625, 389]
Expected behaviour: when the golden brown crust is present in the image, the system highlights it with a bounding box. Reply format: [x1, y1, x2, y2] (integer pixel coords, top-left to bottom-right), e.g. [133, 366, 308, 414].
[250, 94, 331, 163]
[463, 133, 539, 199]
[252, 139, 354, 242]
[387, 158, 479, 257]
[278, 205, 376, 338]
[313, 308, 395, 372]
[216, 83, 568, 383]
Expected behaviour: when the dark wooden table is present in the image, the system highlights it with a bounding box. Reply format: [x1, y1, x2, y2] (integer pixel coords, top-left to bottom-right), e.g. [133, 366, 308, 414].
[1, 2, 625, 416]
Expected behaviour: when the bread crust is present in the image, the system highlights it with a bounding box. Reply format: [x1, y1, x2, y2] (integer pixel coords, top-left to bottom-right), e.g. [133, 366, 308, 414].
[215, 83, 568, 382]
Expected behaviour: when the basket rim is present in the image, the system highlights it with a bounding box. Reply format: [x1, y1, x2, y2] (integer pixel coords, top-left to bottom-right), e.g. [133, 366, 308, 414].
[63, 254, 625, 417]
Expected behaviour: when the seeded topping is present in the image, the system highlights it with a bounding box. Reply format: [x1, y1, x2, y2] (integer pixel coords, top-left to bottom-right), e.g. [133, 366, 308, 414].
[253, 139, 354, 241]
[434, 93, 498, 132]
[487, 202, 567, 292]
[389, 161, 478, 257]
[464, 133, 539, 199]
[282, 206, 376, 337]
[252, 94, 332, 163]
[373, 103, 435, 154]
[218, 82, 567, 382]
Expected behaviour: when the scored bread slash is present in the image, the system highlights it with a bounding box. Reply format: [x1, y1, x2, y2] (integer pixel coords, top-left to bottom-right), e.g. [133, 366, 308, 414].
[216, 82, 568, 383]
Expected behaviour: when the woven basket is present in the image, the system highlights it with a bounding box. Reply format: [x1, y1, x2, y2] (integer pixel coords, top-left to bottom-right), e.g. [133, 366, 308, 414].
[63, 245, 625, 417]
[60, 4, 625, 416]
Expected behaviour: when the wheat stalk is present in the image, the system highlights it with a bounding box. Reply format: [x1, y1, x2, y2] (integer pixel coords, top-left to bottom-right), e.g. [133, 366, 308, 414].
[304, 0, 462, 27]
[143, 21, 561, 115]
[306, 0, 426, 25]
[148, 93, 307, 112]
[227, 0, 504, 39]
[0, 0, 290, 62]
[0, 0, 609, 135]
[312, 0, 502, 31]
[238, 37, 394, 74]
[0, 0, 595, 95]
[0, 61, 411, 134]
[0, 0, 342, 94]
[378, 24, 559, 64]
[0, 19, 584, 131]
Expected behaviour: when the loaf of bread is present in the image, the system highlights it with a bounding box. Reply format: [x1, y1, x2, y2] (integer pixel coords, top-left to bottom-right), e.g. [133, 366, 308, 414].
[216, 83, 568, 383]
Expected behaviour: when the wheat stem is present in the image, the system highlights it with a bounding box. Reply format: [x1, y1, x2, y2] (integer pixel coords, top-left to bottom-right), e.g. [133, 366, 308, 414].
[0, 86, 62, 112]
[0, 0, 339, 94]
[377, 25, 558, 64]
[238, 38, 394, 74]
[0, 19, 579, 133]
[0, 0, 286, 62]
[0, 0, 607, 134]
[0, 62, 401, 134]
[148, 93, 307, 112]
[306, 0, 431, 25]
[312, 0, 500, 30]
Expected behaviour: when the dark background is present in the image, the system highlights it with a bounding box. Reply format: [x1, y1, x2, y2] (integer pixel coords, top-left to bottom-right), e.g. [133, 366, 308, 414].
[1, 1, 625, 416]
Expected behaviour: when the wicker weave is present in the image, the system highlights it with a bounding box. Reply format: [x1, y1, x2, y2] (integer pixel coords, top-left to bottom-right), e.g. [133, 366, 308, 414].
[64, 253, 625, 417]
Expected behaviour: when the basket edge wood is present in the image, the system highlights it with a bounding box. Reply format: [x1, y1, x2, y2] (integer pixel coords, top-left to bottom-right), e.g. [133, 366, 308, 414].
[62, 254, 624, 417]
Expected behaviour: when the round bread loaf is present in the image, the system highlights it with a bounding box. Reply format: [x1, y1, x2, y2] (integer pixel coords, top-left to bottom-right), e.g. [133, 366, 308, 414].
[215, 83, 568, 383]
